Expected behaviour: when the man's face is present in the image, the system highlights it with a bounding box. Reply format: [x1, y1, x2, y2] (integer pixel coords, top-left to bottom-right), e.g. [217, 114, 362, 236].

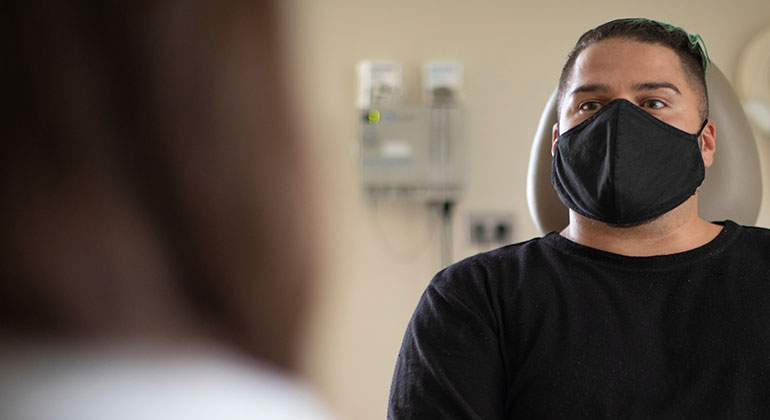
[553, 38, 715, 167]
[557, 38, 704, 135]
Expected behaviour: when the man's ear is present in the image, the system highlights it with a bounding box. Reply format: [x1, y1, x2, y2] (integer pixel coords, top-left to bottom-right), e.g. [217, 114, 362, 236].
[551, 122, 559, 156]
[700, 119, 716, 168]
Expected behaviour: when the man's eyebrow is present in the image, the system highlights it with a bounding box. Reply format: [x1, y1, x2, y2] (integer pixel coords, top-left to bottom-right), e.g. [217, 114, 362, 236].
[570, 83, 610, 95]
[631, 81, 681, 94]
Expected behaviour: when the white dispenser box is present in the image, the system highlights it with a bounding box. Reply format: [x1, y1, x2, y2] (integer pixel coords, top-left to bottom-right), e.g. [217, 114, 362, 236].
[423, 61, 463, 105]
[356, 60, 403, 108]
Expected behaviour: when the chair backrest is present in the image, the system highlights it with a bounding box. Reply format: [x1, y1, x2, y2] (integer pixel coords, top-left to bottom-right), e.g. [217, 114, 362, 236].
[526, 63, 763, 234]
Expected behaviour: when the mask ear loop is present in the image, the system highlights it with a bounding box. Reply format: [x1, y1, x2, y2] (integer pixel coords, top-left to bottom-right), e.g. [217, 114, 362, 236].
[696, 119, 709, 137]
[695, 119, 709, 150]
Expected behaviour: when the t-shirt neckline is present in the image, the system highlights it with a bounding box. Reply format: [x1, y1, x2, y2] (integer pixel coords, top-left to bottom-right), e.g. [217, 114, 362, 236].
[541, 220, 740, 270]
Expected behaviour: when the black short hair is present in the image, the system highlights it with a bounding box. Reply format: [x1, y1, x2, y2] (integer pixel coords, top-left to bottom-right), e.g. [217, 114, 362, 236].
[556, 18, 709, 121]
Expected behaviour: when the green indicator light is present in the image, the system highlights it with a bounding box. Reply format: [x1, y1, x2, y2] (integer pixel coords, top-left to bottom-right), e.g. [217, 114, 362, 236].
[368, 110, 380, 124]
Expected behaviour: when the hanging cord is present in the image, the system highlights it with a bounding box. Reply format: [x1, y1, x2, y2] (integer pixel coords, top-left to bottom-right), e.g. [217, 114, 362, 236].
[439, 199, 454, 268]
[372, 197, 439, 264]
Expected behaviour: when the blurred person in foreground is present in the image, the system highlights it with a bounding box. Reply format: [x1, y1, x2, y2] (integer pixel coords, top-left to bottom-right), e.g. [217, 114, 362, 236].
[0, 2, 333, 419]
[389, 18, 770, 419]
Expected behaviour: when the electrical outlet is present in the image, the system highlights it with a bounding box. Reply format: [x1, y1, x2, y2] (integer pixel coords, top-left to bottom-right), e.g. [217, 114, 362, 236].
[469, 212, 514, 246]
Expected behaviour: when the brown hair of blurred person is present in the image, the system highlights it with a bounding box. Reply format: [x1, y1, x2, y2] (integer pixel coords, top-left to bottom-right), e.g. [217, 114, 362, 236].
[0, 1, 315, 371]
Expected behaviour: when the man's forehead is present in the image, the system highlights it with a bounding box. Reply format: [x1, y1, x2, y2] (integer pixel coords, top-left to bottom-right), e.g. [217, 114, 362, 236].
[567, 39, 689, 92]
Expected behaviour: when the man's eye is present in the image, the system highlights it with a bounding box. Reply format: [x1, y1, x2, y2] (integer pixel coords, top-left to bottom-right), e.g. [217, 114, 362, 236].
[643, 99, 665, 110]
[579, 102, 602, 112]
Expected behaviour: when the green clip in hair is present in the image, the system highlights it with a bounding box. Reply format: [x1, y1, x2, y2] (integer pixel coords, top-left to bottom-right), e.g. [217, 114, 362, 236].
[631, 18, 711, 71]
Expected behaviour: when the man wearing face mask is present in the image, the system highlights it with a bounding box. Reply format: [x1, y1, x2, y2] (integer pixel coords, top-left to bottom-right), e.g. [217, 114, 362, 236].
[388, 18, 770, 419]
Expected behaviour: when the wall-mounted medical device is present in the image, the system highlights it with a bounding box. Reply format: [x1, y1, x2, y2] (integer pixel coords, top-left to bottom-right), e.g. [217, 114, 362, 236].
[358, 106, 464, 202]
[357, 60, 465, 203]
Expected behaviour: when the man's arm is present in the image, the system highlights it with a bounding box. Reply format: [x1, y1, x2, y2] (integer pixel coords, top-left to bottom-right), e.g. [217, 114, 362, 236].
[388, 262, 507, 420]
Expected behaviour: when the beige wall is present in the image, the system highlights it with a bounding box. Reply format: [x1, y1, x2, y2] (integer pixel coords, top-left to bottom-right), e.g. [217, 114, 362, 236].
[280, 1, 770, 418]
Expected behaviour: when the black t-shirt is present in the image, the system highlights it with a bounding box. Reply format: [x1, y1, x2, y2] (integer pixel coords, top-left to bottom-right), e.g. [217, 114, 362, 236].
[388, 221, 770, 419]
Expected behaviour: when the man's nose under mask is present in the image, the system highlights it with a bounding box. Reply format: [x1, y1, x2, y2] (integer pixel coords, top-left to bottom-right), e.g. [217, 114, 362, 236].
[552, 98, 707, 226]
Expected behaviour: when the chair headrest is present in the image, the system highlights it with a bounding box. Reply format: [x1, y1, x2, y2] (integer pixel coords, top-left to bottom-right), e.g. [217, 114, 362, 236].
[526, 63, 762, 234]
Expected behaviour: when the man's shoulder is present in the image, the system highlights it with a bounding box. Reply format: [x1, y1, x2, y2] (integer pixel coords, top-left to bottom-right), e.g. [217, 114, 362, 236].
[448, 235, 547, 271]
[728, 221, 770, 243]
[730, 221, 770, 251]
[430, 235, 552, 292]
[735, 222, 770, 236]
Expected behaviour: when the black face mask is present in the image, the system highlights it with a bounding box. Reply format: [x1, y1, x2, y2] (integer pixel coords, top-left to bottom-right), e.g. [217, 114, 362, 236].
[552, 99, 707, 226]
